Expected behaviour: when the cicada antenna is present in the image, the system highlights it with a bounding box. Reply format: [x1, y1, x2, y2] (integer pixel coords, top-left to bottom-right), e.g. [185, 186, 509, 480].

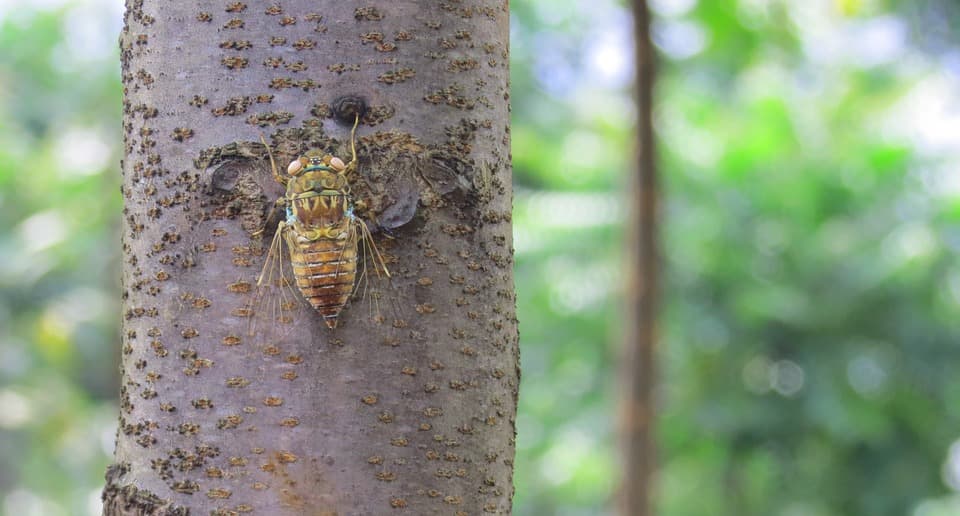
[259, 133, 287, 186]
[345, 113, 359, 176]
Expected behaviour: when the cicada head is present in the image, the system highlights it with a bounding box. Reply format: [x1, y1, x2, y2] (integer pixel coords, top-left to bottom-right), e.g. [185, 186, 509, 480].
[301, 150, 326, 168]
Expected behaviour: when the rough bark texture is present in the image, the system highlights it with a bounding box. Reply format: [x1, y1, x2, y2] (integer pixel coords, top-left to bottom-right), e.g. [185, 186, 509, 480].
[105, 1, 517, 515]
[619, 1, 657, 515]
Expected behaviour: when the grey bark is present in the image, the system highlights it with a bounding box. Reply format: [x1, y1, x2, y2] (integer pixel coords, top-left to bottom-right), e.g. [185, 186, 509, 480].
[105, 1, 517, 515]
[619, 0, 657, 515]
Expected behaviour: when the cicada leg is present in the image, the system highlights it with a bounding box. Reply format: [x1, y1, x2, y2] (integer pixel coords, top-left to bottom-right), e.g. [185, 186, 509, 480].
[356, 217, 391, 279]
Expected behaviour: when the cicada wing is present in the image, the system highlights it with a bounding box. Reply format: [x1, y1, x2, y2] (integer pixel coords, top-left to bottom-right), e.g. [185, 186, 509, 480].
[245, 221, 307, 340]
[351, 217, 403, 329]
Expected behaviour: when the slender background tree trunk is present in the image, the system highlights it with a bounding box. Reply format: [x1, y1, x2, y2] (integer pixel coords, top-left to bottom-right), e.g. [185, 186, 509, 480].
[620, 0, 657, 515]
[104, 1, 517, 514]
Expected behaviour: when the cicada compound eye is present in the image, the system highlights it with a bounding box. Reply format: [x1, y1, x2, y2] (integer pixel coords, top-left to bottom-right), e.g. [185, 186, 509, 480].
[287, 159, 303, 175]
[329, 157, 346, 172]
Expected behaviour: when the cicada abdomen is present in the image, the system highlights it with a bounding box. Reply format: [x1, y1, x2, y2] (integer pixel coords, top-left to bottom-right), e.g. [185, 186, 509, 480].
[256, 116, 389, 329]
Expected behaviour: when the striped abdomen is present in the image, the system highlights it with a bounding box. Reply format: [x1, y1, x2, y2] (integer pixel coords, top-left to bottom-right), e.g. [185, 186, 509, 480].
[288, 234, 358, 329]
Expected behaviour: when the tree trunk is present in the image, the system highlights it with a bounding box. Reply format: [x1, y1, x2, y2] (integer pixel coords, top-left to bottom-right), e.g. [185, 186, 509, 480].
[104, 1, 517, 515]
[619, 0, 657, 515]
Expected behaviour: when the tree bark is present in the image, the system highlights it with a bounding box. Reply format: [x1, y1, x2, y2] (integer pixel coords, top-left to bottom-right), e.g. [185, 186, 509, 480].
[105, 1, 517, 515]
[619, 0, 657, 515]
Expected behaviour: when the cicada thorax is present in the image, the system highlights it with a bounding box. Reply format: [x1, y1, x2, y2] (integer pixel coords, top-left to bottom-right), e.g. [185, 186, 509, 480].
[283, 161, 359, 329]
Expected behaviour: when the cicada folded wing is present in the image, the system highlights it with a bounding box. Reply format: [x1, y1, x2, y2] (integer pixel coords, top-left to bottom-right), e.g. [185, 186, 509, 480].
[244, 222, 307, 339]
[351, 216, 403, 328]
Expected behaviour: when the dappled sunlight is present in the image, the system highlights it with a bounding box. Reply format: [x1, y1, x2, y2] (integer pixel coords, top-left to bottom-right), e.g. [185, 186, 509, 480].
[521, 190, 622, 229]
[53, 0, 123, 71]
[0, 389, 33, 429]
[846, 351, 889, 399]
[884, 73, 960, 155]
[792, 7, 908, 67]
[741, 356, 806, 397]
[53, 127, 112, 178]
[3, 488, 68, 516]
[652, 19, 707, 60]
[17, 210, 67, 254]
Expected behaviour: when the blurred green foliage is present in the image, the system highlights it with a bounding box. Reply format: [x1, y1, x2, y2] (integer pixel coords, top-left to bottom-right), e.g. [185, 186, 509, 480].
[3, 0, 960, 515]
[512, 0, 960, 515]
[0, 1, 122, 515]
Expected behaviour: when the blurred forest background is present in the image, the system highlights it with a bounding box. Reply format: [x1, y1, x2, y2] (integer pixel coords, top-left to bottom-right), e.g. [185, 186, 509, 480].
[2, 0, 960, 515]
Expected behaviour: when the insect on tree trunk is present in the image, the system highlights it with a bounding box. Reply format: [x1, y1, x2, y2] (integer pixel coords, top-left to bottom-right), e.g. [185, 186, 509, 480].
[104, 1, 517, 515]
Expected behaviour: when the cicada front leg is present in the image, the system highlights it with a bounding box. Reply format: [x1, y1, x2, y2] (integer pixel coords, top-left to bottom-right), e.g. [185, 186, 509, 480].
[260, 134, 289, 187]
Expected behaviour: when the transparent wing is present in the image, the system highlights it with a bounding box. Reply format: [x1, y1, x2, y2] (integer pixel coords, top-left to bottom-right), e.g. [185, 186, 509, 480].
[351, 217, 403, 330]
[244, 221, 307, 340]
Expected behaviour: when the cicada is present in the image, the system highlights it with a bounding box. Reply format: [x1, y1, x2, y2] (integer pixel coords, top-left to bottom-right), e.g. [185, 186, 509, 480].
[254, 116, 390, 329]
